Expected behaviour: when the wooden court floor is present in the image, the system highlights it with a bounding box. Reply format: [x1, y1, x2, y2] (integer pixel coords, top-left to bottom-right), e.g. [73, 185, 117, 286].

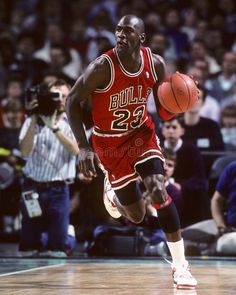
[0, 257, 236, 294]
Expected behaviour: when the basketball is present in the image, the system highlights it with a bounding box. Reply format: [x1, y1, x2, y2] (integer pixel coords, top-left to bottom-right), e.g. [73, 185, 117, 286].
[157, 72, 199, 113]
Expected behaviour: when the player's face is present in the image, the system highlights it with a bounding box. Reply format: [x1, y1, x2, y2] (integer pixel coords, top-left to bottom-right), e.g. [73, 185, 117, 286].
[115, 18, 143, 55]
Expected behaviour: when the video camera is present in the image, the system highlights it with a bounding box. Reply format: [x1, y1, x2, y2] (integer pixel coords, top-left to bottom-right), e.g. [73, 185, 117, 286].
[25, 83, 61, 116]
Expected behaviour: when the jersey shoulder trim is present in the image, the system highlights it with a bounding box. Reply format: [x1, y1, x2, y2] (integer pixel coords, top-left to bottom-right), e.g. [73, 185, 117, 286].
[146, 47, 158, 82]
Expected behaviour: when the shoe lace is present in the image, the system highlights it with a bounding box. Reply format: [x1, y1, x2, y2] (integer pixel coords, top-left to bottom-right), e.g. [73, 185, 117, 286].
[165, 258, 192, 278]
[174, 267, 192, 279]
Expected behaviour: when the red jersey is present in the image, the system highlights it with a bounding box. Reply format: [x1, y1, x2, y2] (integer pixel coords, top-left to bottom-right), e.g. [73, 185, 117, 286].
[91, 47, 158, 134]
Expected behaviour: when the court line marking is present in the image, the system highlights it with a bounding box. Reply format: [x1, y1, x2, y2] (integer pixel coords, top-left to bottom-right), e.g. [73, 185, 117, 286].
[0, 262, 65, 277]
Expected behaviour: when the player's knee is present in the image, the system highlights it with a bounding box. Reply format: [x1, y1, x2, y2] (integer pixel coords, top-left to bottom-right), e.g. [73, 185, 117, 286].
[146, 174, 166, 204]
[128, 211, 145, 224]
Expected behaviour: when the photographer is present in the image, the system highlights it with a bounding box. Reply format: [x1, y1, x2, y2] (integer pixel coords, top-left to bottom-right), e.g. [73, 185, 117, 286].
[19, 79, 79, 257]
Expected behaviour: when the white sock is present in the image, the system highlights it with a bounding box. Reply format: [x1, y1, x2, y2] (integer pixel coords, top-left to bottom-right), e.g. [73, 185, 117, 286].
[166, 238, 186, 267]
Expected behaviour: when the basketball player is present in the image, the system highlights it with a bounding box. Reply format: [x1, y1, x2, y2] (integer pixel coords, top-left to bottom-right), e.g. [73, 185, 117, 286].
[66, 15, 197, 289]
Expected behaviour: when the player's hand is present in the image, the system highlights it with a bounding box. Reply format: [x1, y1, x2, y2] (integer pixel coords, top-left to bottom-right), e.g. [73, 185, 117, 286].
[40, 110, 58, 129]
[187, 73, 200, 96]
[78, 147, 101, 178]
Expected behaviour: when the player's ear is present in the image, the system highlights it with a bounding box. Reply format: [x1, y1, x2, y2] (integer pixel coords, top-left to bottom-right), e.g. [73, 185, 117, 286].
[140, 33, 146, 44]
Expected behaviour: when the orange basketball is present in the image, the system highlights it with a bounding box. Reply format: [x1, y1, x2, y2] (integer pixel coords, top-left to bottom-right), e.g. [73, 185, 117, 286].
[157, 72, 199, 113]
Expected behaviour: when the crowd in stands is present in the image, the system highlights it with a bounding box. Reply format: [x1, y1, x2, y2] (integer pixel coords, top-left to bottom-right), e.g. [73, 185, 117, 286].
[0, 0, 236, 257]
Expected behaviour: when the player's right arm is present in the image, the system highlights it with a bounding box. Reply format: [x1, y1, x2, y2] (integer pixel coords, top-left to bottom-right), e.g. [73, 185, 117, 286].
[66, 57, 110, 177]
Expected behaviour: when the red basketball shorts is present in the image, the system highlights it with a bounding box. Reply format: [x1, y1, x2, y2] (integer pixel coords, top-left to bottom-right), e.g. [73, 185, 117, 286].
[92, 118, 164, 190]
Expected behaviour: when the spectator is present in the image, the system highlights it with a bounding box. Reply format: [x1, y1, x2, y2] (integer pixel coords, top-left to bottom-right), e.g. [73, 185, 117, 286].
[163, 8, 189, 64]
[86, 30, 116, 63]
[182, 160, 236, 256]
[33, 23, 82, 79]
[181, 7, 198, 42]
[66, 18, 92, 64]
[48, 44, 76, 83]
[218, 0, 236, 34]
[0, 74, 25, 127]
[1, 99, 24, 130]
[219, 82, 236, 109]
[1, 74, 24, 105]
[189, 39, 221, 75]
[0, 100, 24, 233]
[220, 104, 236, 150]
[41, 69, 60, 86]
[211, 160, 236, 255]
[182, 86, 225, 176]
[194, 19, 208, 41]
[193, 58, 210, 86]
[144, 12, 163, 41]
[0, 33, 16, 97]
[18, 80, 79, 257]
[192, 0, 212, 20]
[207, 51, 236, 102]
[187, 66, 221, 122]
[148, 32, 177, 62]
[203, 27, 226, 66]
[11, 31, 48, 87]
[182, 87, 225, 153]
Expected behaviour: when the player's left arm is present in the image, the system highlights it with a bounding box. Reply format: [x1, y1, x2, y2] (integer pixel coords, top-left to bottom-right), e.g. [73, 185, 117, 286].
[152, 54, 176, 121]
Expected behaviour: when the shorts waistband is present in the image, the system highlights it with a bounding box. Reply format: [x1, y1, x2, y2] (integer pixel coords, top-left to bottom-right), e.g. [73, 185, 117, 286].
[93, 117, 149, 137]
[93, 127, 135, 137]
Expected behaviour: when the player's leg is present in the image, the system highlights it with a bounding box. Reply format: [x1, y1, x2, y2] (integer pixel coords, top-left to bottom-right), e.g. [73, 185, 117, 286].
[136, 158, 197, 289]
[104, 175, 146, 223]
[114, 181, 146, 223]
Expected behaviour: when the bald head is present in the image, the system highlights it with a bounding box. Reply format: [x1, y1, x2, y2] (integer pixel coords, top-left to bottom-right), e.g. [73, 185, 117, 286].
[118, 15, 145, 34]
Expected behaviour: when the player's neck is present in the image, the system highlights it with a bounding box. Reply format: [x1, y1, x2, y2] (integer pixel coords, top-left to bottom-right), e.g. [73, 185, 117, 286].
[116, 48, 142, 73]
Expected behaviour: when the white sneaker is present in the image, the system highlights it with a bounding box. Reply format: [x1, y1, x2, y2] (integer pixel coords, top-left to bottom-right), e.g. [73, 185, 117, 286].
[103, 177, 121, 219]
[172, 261, 197, 289]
